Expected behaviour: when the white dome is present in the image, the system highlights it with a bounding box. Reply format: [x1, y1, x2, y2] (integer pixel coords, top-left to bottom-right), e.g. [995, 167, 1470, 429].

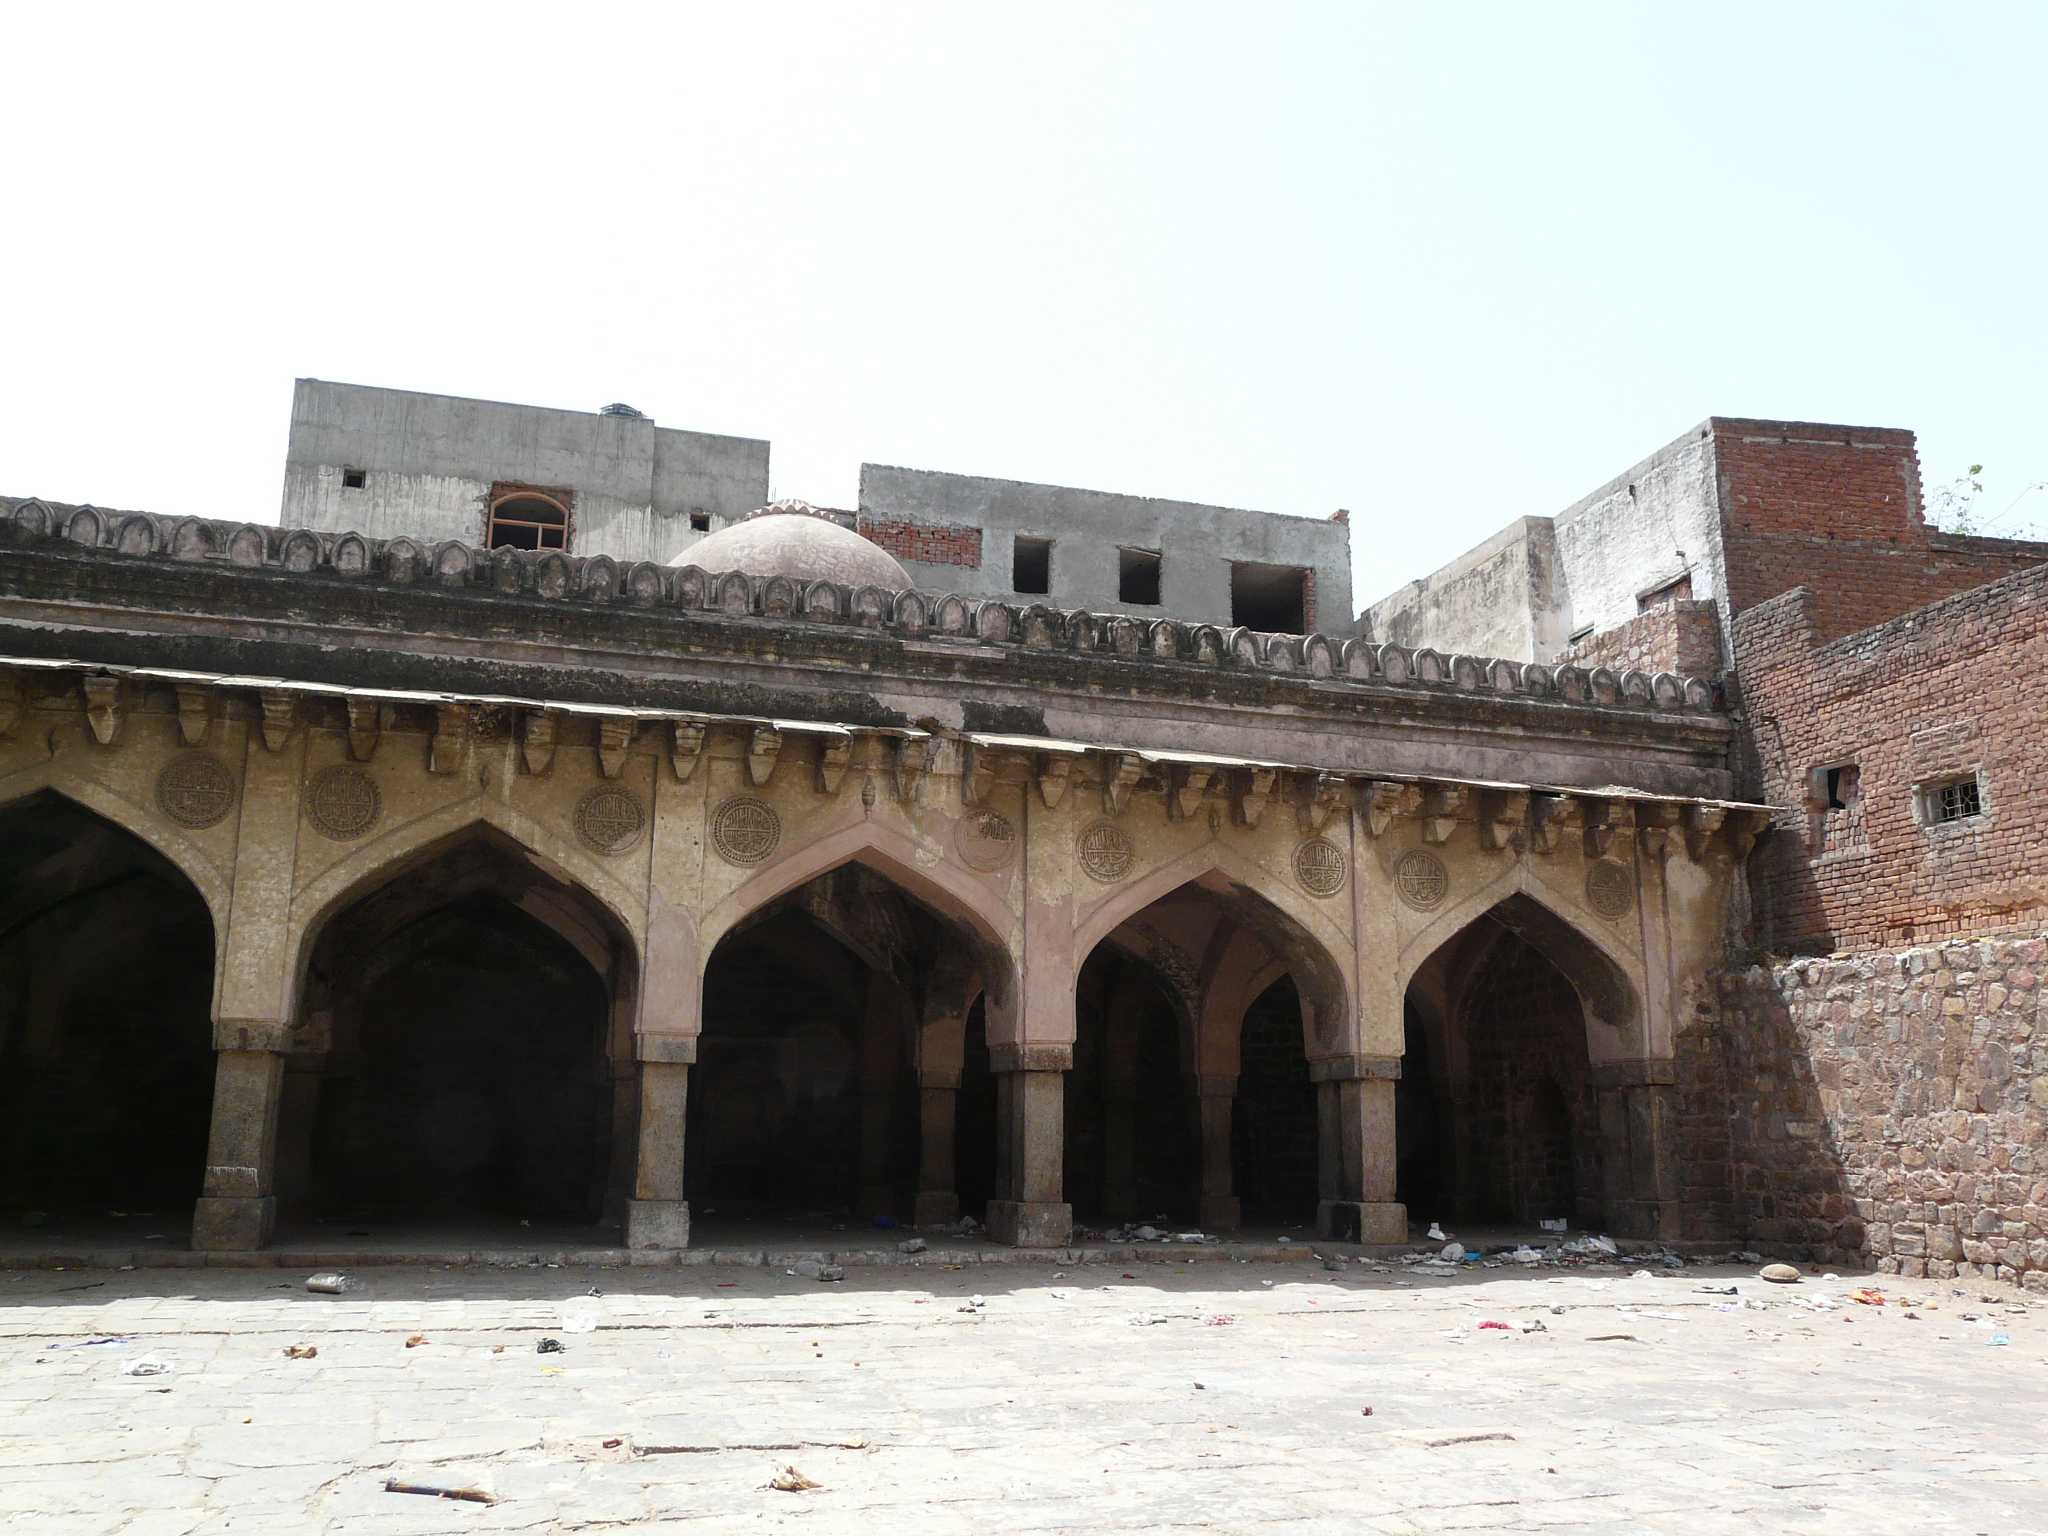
[670, 503, 911, 590]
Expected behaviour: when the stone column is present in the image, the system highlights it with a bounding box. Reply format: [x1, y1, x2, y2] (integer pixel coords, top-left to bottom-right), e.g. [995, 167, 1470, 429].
[626, 1037, 695, 1249]
[913, 1070, 961, 1228]
[191, 1021, 291, 1251]
[1196, 1075, 1240, 1231]
[986, 1043, 1072, 1247]
[1594, 1061, 1680, 1239]
[1311, 1053, 1407, 1244]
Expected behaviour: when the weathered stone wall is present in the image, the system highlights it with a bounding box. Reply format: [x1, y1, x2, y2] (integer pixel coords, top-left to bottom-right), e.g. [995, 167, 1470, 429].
[1557, 599, 1722, 680]
[1711, 934, 2048, 1289]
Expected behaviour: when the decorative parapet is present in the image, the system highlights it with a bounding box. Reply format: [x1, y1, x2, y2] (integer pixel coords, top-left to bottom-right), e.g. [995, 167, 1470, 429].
[1, 496, 1723, 716]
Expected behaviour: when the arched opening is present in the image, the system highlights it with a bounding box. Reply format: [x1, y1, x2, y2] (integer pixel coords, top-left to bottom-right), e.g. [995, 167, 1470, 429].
[1072, 872, 1347, 1237]
[1399, 893, 1631, 1233]
[0, 792, 217, 1239]
[286, 830, 630, 1236]
[689, 862, 997, 1241]
[487, 494, 569, 552]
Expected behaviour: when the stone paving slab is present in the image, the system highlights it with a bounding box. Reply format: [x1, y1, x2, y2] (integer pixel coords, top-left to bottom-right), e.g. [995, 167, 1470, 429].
[3, 1257, 2045, 1532]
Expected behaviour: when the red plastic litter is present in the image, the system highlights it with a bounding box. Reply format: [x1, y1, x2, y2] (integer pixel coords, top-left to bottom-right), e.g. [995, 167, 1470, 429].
[1478, 1320, 1512, 1330]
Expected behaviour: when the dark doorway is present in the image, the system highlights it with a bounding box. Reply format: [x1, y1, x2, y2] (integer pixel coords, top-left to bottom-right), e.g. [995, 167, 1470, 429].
[1068, 947, 1198, 1224]
[954, 996, 998, 1220]
[1233, 978, 1318, 1223]
[1394, 1001, 1447, 1218]
[309, 892, 610, 1221]
[0, 794, 217, 1221]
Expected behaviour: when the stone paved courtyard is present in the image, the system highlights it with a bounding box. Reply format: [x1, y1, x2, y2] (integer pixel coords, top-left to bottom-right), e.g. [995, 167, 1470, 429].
[4, 1255, 2045, 1534]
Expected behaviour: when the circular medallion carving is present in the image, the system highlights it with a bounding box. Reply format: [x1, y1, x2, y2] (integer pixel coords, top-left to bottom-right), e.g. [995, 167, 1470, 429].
[303, 764, 381, 840]
[1076, 819, 1135, 882]
[1395, 848, 1449, 911]
[576, 784, 647, 855]
[1293, 836, 1347, 896]
[1586, 859, 1634, 918]
[711, 795, 780, 866]
[155, 753, 237, 829]
[954, 808, 1018, 872]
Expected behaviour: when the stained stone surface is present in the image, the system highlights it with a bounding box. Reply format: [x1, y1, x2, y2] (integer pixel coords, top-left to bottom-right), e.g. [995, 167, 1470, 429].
[4, 1257, 2045, 1533]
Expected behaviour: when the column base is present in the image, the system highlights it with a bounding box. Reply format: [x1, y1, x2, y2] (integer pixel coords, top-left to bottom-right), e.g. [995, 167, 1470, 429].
[625, 1199, 691, 1250]
[1199, 1195, 1241, 1232]
[856, 1185, 897, 1219]
[986, 1199, 1072, 1248]
[913, 1191, 960, 1228]
[192, 1196, 274, 1252]
[1318, 1199, 1407, 1245]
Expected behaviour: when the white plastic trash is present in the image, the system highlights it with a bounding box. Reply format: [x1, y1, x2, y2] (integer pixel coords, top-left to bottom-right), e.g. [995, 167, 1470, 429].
[123, 1356, 171, 1377]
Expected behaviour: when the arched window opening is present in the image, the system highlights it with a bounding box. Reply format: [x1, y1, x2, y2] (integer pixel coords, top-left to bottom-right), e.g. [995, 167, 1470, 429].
[0, 793, 216, 1239]
[287, 833, 626, 1234]
[487, 494, 570, 552]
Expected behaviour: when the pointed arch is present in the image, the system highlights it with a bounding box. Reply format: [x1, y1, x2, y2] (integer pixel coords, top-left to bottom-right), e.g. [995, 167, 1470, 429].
[1393, 859, 1642, 1036]
[285, 796, 646, 1003]
[701, 820, 1020, 998]
[0, 763, 231, 942]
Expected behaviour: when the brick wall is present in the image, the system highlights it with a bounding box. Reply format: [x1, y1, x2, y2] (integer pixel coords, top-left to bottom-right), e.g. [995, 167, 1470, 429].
[856, 518, 982, 570]
[1709, 939, 2048, 1289]
[1558, 599, 1723, 678]
[1712, 421, 2046, 645]
[1301, 569, 1317, 634]
[1732, 562, 2048, 952]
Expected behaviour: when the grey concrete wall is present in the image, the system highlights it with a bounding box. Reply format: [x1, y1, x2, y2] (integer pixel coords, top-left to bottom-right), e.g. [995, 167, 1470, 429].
[281, 380, 770, 565]
[1360, 517, 1562, 660]
[1360, 422, 1727, 665]
[859, 465, 1353, 631]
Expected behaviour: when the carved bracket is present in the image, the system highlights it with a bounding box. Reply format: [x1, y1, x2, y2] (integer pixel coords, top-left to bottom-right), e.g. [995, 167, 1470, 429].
[1237, 765, 1279, 828]
[1480, 789, 1529, 853]
[747, 724, 782, 787]
[175, 684, 211, 747]
[258, 689, 294, 753]
[668, 717, 708, 781]
[1298, 772, 1346, 834]
[82, 675, 120, 745]
[1174, 763, 1217, 820]
[1684, 804, 1728, 861]
[1729, 806, 1774, 861]
[521, 708, 558, 775]
[1531, 793, 1582, 853]
[598, 717, 635, 779]
[961, 741, 996, 807]
[895, 735, 931, 800]
[1582, 796, 1624, 857]
[1101, 751, 1145, 816]
[815, 733, 854, 795]
[1421, 783, 1468, 845]
[1361, 780, 1420, 838]
[1037, 750, 1081, 809]
[1637, 801, 1683, 857]
[0, 678, 19, 741]
[429, 702, 469, 775]
[345, 697, 380, 762]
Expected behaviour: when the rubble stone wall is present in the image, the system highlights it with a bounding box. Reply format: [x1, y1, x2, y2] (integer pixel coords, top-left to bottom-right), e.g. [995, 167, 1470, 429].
[1558, 599, 1722, 679]
[1709, 934, 2048, 1290]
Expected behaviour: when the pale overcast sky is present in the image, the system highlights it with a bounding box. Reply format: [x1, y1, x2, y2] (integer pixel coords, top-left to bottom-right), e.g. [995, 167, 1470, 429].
[4, 4, 2044, 612]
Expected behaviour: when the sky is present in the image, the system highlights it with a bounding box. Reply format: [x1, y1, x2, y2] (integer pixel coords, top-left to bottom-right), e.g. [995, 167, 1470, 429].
[4, 3, 2045, 612]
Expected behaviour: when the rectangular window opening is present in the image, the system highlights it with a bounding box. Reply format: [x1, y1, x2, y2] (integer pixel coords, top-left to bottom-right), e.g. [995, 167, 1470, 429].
[1118, 547, 1162, 606]
[1821, 764, 1859, 811]
[689, 511, 711, 532]
[1934, 777, 1981, 823]
[1637, 572, 1693, 613]
[1230, 560, 1308, 634]
[1012, 535, 1052, 595]
[341, 468, 366, 490]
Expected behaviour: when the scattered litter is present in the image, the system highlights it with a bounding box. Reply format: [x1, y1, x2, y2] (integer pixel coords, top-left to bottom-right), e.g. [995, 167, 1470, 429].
[585, 1286, 602, 1297]
[1173, 1232, 1215, 1244]
[1697, 1284, 1738, 1295]
[43, 1337, 130, 1352]
[1990, 1334, 2011, 1346]
[1360, 1405, 1374, 1416]
[1539, 1218, 1567, 1233]
[767, 1466, 821, 1492]
[305, 1272, 352, 1294]
[384, 1478, 496, 1505]
[1822, 1272, 1840, 1282]
[1411, 1262, 1460, 1277]
[284, 1345, 318, 1359]
[1126, 1310, 1169, 1326]
[405, 1334, 428, 1348]
[1429, 1431, 1514, 1446]
[122, 1357, 171, 1377]
[1276, 1235, 1291, 1244]
[898, 1238, 926, 1254]
[1477, 1320, 1512, 1331]
[559, 1315, 598, 1334]
[1849, 1289, 1886, 1306]
[1200, 1314, 1236, 1326]
[1586, 1334, 1639, 1342]
[1512, 1246, 1541, 1266]
[1440, 1326, 1468, 1339]
[1760, 1264, 1801, 1284]
[958, 1295, 986, 1313]
[1323, 1259, 1349, 1272]
[1426, 1223, 1447, 1241]
[871, 1214, 902, 1229]
[1519, 1318, 1547, 1333]
[536, 1338, 564, 1354]
[1631, 1269, 1655, 1280]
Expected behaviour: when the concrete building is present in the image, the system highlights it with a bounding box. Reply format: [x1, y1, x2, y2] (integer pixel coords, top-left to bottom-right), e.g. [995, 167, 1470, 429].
[282, 379, 773, 567]
[855, 465, 1353, 633]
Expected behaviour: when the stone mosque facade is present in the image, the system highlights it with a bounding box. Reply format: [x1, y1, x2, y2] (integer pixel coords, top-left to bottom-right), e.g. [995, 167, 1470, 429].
[11, 383, 2040, 1280]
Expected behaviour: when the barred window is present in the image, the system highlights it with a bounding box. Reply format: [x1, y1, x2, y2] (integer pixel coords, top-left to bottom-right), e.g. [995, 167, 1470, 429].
[1934, 778, 1981, 823]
